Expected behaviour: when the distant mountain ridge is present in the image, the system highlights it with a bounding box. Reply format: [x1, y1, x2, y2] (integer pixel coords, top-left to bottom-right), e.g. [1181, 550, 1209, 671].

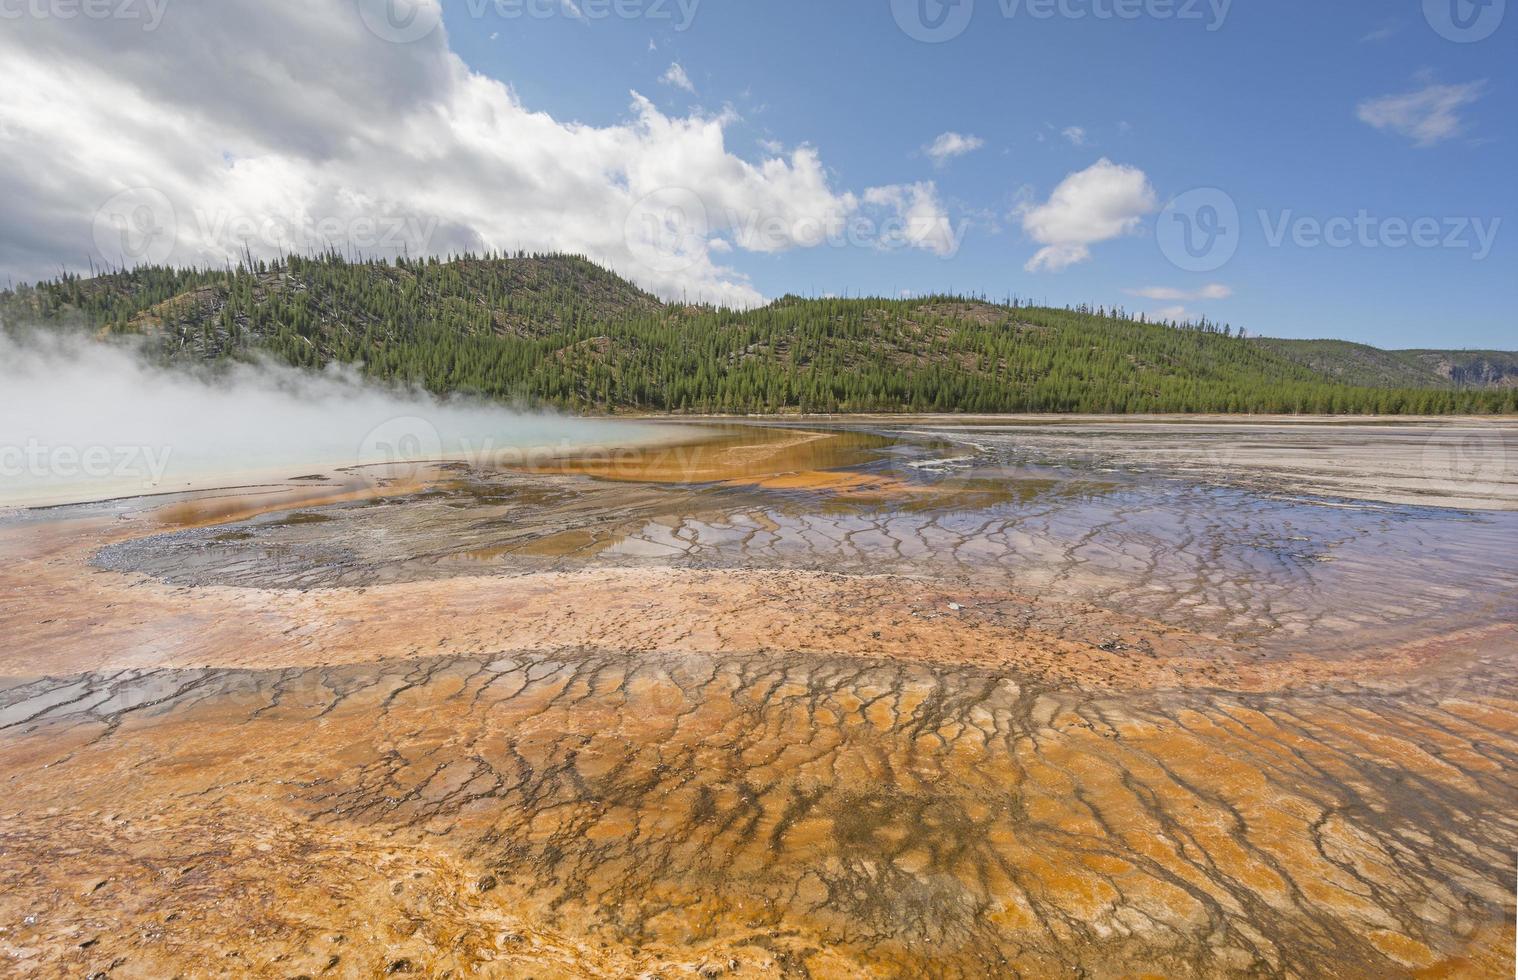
[4, 252, 1514, 415]
[1250, 338, 1518, 391]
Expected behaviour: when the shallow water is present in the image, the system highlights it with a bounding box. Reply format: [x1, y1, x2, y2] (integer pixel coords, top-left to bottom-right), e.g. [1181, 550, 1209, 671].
[93, 423, 1518, 657]
[2, 418, 1516, 978]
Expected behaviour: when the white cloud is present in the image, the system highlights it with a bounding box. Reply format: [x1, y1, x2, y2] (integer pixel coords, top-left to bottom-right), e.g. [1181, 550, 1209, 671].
[862, 182, 961, 257]
[660, 62, 696, 94]
[1127, 284, 1232, 301]
[1020, 159, 1156, 273]
[1357, 81, 1485, 147]
[1022, 244, 1090, 273]
[926, 132, 985, 166]
[1359, 21, 1398, 42]
[1061, 126, 1088, 146]
[1130, 283, 1232, 323]
[0, 3, 952, 309]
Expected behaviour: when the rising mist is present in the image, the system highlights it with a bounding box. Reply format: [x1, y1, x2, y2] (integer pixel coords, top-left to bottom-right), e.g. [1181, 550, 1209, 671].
[0, 329, 679, 508]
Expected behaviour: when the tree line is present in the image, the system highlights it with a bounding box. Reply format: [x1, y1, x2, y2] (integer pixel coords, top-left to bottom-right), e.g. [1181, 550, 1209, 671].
[4, 252, 1514, 416]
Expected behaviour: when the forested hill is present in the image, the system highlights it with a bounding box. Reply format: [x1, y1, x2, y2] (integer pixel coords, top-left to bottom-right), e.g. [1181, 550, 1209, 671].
[4, 252, 1514, 415]
[1248, 338, 1518, 391]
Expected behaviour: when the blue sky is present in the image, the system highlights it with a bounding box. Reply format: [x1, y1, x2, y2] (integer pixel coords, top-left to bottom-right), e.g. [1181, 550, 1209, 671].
[3, 0, 1512, 351]
[444, 0, 1515, 348]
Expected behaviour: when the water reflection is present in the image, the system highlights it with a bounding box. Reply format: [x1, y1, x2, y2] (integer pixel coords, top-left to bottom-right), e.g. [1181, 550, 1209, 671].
[94, 425, 1518, 658]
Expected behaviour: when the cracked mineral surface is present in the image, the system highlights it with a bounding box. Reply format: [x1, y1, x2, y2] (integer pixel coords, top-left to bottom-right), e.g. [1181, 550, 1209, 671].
[1, 419, 1515, 978]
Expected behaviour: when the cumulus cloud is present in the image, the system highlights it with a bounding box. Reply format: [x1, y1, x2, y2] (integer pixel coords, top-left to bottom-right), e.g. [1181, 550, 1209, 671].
[926, 132, 985, 166]
[1126, 284, 1232, 301]
[1019, 159, 1156, 272]
[0, 2, 950, 309]
[660, 62, 695, 94]
[1357, 81, 1485, 147]
[862, 183, 961, 257]
[1061, 126, 1088, 146]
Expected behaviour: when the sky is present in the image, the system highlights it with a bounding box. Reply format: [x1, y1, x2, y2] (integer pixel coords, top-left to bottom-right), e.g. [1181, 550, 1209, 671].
[0, 0, 1513, 348]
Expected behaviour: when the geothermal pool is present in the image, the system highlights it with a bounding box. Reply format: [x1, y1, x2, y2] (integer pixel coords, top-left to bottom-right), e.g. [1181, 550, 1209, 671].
[0, 419, 1515, 977]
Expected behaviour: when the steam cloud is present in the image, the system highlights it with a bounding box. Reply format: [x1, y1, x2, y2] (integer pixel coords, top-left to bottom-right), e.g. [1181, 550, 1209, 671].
[0, 329, 675, 508]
